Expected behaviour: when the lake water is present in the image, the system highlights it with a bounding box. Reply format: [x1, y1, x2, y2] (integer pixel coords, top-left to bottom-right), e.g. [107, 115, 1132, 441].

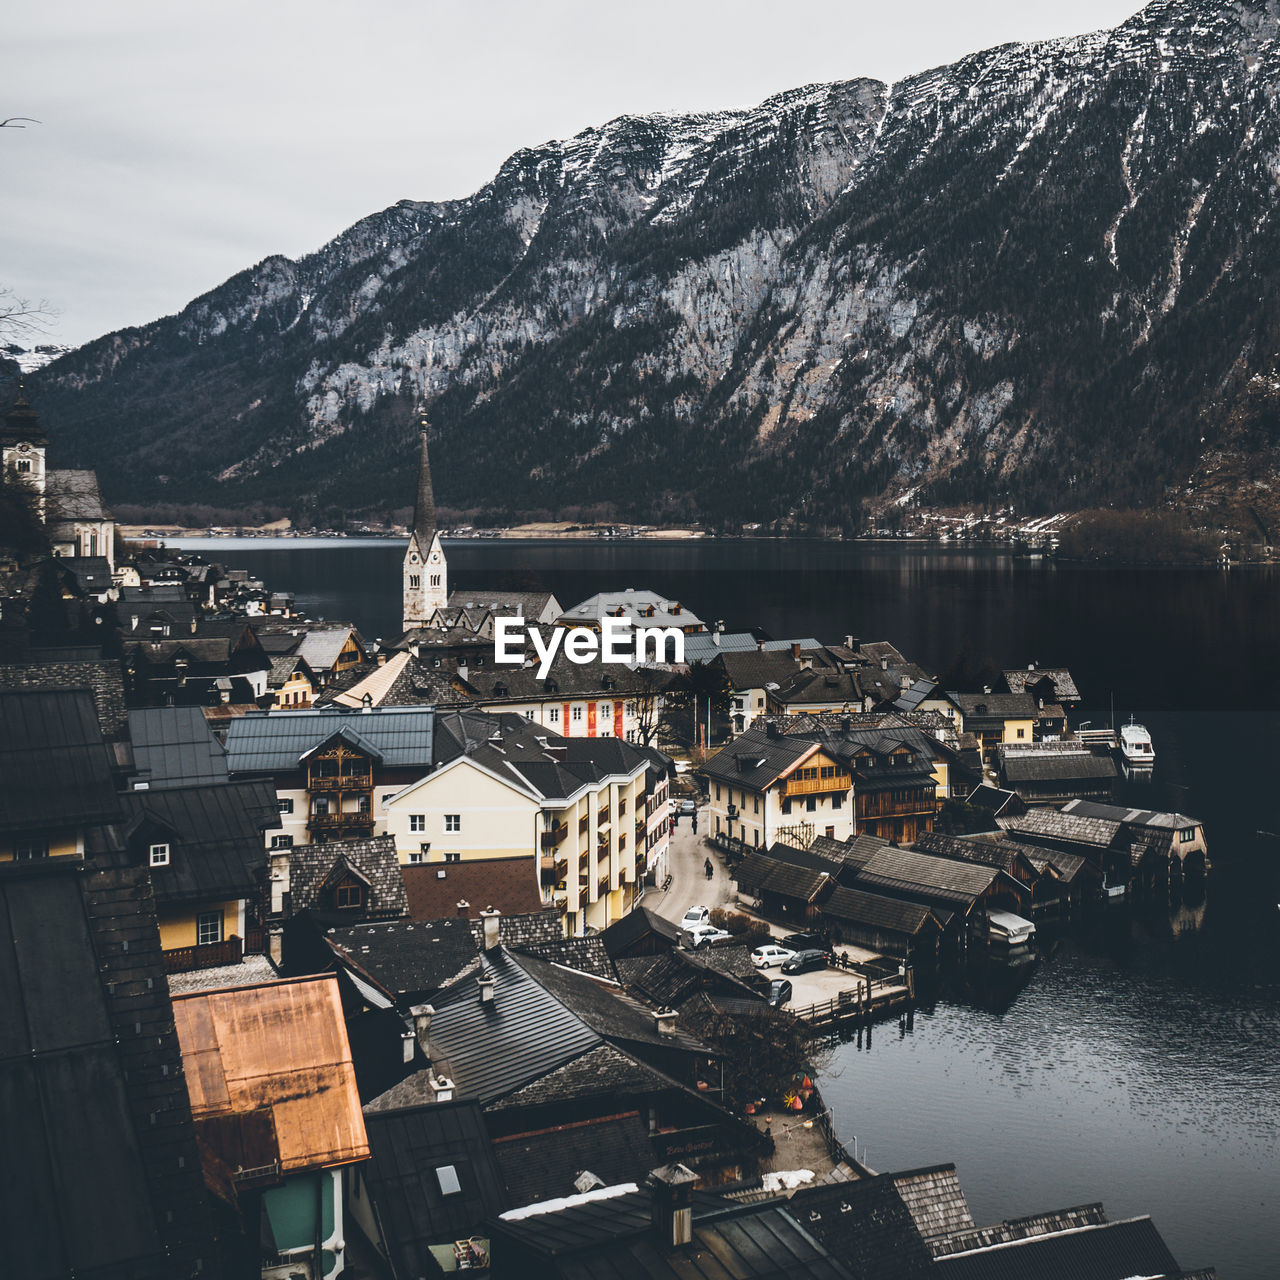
[173, 537, 1280, 1275]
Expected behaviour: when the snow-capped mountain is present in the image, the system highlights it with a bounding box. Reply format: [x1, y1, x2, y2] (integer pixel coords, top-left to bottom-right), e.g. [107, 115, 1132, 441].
[3, 343, 76, 375]
[29, 0, 1280, 528]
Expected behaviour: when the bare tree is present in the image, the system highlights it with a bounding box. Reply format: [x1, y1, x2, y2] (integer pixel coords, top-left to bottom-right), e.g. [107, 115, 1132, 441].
[0, 286, 55, 343]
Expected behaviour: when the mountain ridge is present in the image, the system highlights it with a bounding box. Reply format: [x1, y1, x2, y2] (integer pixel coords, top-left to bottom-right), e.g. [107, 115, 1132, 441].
[28, 0, 1280, 533]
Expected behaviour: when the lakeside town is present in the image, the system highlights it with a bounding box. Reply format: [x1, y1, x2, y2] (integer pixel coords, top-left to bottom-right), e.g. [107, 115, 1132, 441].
[0, 395, 1223, 1279]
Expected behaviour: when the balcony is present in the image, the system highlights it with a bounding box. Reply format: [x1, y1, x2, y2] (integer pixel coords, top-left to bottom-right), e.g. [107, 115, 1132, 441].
[309, 773, 372, 793]
[164, 935, 246, 973]
[541, 823, 568, 850]
[783, 773, 849, 798]
[597, 806, 611, 827]
[578, 814, 590, 835]
[309, 810, 375, 832]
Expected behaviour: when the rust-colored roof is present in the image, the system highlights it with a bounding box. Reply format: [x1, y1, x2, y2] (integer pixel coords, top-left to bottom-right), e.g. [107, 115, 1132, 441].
[172, 974, 369, 1173]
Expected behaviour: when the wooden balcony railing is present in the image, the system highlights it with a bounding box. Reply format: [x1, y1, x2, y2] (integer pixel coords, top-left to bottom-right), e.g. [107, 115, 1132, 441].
[309, 774, 372, 793]
[578, 814, 590, 835]
[309, 810, 375, 831]
[541, 823, 568, 850]
[783, 773, 849, 797]
[163, 935, 244, 973]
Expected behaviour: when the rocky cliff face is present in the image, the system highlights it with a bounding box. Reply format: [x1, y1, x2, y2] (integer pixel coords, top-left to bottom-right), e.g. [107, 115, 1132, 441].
[31, 0, 1280, 528]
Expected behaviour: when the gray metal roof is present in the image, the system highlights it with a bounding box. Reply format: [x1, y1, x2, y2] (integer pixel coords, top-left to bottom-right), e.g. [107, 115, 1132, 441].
[127, 706, 230, 788]
[1061, 799, 1201, 830]
[224, 706, 435, 772]
[426, 947, 602, 1104]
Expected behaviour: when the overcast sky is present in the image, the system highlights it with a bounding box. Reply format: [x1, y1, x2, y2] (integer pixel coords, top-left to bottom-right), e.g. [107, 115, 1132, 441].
[4, 0, 1144, 349]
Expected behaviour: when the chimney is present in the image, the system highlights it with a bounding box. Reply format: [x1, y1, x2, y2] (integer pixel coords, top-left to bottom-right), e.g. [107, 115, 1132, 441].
[430, 1072, 455, 1103]
[982, 684, 992, 695]
[400, 1027, 416, 1064]
[712, 631, 720, 646]
[790, 643, 800, 660]
[456, 899, 471, 918]
[900, 674, 911, 691]
[844, 635, 855, 649]
[841, 715, 852, 734]
[649, 1163, 698, 1248]
[880, 655, 889, 671]
[410, 1003, 435, 1056]
[766, 721, 779, 739]
[477, 970, 495, 1004]
[654, 1007, 677, 1036]
[480, 906, 501, 951]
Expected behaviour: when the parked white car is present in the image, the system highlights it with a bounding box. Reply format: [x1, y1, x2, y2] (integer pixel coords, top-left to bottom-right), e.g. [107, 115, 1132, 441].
[750, 943, 797, 969]
[682, 924, 732, 949]
[681, 905, 710, 929]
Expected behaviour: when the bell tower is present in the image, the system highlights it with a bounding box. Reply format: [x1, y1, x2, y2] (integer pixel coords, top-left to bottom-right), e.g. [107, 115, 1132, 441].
[402, 411, 448, 632]
[2, 384, 48, 521]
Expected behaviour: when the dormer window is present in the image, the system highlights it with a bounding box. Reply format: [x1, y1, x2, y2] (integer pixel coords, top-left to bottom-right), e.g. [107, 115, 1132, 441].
[149, 843, 171, 867]
[334, 877, 364, 910]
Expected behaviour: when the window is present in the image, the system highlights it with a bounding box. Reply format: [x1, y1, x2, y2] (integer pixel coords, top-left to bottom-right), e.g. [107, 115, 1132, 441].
[753, 796, 759, 814]
[832, 794, 843, 810]
[270, 834, 294, 850]
[382, 793, 396, 808]
[278, 797, 294, 815]
[443, 814, 461, 833]
[715, 785, 721, 801]
[149, 843, 171, 867]
[444, 851, 461, 863]
[781, 798, 791, 815]
[549, 707, 560, 723]
[806, 797, 817, 812]
[13, 839, 48, 861]
[16, 459, 31, 473]
[409, 814, 426, 832]
[430, 574, 441, 587]
[334, 880, 364, 909]
[1016, 728, 1026, 739]
[525, 709, 535, 720]
[1180, 828, 1196, 844]
[752, 830, 759, 847]
[196, 912, 223, 946]
[313, 798, 331, 816]
[600, 703, 611, 717]
[409, 574, 420, 588]
[572, 706, 583, 722]
[408, 848, 426, 865]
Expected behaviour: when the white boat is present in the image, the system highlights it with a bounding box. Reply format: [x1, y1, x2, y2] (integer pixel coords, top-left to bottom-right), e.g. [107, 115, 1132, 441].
[987, 909, 1036, 946]
[1118, 718, 1155, 777]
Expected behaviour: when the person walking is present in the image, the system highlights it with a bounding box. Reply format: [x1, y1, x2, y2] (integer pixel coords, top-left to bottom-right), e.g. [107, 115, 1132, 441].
[704, 857, 713, 880]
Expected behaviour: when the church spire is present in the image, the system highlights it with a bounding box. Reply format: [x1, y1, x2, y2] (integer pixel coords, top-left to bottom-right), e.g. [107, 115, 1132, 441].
[413, 410, 436, 548]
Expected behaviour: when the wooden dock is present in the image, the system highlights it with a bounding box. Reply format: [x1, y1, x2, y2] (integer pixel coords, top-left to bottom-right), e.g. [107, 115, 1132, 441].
[791, 969, 914, 1026]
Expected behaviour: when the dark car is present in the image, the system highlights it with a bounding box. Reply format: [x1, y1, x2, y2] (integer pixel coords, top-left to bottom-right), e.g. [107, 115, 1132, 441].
[781, 948, 828, 975]
[766, 979, 793, 1008]
[780, 931, 825, 952]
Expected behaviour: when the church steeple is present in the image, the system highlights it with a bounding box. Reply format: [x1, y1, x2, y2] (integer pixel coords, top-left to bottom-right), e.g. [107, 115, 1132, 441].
[413, 412, 436, 546]
[402, 409, 448, 633]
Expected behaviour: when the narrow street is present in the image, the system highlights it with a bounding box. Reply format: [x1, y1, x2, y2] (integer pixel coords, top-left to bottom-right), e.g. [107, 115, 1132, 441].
[647, 801, 735, 925]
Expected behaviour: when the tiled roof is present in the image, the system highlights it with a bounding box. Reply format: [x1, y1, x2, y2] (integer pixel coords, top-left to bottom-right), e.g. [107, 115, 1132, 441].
[1001, 667, 1081, 701]
[822, 886, 940, 936]
[517, 934, 618, 981]
[325, 916, 479, 1000]
[294, 625, 368, 673]
[173, 973, 369, 1173]
[1000, 753, 1117, 783]
[892, 1164, 975, 1241]
[999, 810, 1121, 849]
[559, 589, 704, 631]
[788, 1175, 934, 1279]
[46, 468, 111, 521]
[492, 1111, 655, 1209]
[600, 904, 681, 957]
[286, 835, 409, 918]
[403, 857, 545, 921]
[328, 651, 412, 707]
[912, 831, 1038, 878]
[951, 692, 1038, 720]
[0, 657, 128, 738]
[855, 848, 1005, 908]
[933, 1216, 1182, 1280]
[1061, 799, 1202, 830]
[483, 1042, 669, 1112]
[931, 1203, 1107, 1258]
[701, 730, 815, 789]
[448, 588, 561, 620]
